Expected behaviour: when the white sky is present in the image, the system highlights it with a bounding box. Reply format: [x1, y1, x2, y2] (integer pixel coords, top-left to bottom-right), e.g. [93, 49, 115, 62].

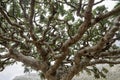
[95, 0, 117, 10]
[0, 1, 119, 80]
[0, 63, 24, 80]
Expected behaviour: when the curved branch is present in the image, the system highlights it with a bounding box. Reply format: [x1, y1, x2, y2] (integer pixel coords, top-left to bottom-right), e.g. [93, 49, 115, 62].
[61, 0, 94, 51]
[9, 48, 42, 70]
[64, 15, 120, 80]
[48, 0, 95, 80]
[64, 0, 77, 9]
[76, 15, 120, 62]
[92, 5, 120, 24]
[0, 6, 24, 30]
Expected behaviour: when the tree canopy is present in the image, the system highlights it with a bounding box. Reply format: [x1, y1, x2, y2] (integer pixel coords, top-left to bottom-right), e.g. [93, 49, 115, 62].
[0, 0, 120, 80]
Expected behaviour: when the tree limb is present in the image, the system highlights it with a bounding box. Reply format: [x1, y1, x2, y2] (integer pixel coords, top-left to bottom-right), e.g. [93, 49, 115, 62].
[64, 15, 120, 80]
[0, 6, 24, 30]
[8, 48, 42, 71]
[51, 0, 95, 80]
[92, 5, 120, 24]
[99, 49, 120, 57]
[88, 59, 120, 66]
[29, 0, 35, 25]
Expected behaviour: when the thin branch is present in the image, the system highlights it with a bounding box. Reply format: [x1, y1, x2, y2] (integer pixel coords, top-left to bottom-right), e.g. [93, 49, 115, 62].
[84, 0, 104, 6]
[66, 21, 72, 39]
[0, 53, 10, 59]
[0, 25, 7, 32]
[48, 0, 95, 80]
[19, 0, 28, 19]
[34, 12, 42, 28]
[0, 58, 10, 71]
[64, 0, 77, 9]
[64, 15, 120, 80]
[28, 0, 37, 41]
[104, 55, 120, 59]
[29, 0, 35, 25]
[42, 27, 51, 41]
[61, 0, 94, 52]
[92, 5, 120, 24]
[77, 0, 83, 16]
[43, 42, 55, 56]
[88, 59, 120, 66]
[99, 49, 120, 57]
[94, 0, 104, 5]
[0, 35, 21, 43]
[76, 16, 120, 60]
[0, 6, 24, 30]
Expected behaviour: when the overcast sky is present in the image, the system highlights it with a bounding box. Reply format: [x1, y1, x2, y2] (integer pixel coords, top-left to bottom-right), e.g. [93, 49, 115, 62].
[0, 0, 119, 80]
[0, 63, 24, 80]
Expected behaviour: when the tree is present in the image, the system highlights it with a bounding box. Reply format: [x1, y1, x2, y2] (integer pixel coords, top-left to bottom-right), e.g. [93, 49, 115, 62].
[0, 0, 120, 80]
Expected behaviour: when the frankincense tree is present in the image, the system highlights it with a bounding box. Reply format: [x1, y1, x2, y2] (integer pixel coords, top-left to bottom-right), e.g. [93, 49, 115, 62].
[0, 0, 120, 80]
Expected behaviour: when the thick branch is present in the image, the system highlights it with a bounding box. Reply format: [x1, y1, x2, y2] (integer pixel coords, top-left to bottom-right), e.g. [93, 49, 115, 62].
[62, 0, 94, 52]
[9, 48, 42, 70]
[45, 1, 95, 80]
[47, 1, 95, 77]
[64, 15, 120, 80]
[76, 16, 120, 58]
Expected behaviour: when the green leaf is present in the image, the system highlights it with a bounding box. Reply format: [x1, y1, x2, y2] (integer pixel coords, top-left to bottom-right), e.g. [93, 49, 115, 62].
[116, 32, 120, 40]
[85, 68, 92, 75]
[93, 5, 107, 15]
[58, 4, 66, 16]
[65, 12, 74, 21]
[24, 67, 30, 73]
[100, 72, 106, 78]
[40, 14, 46, 22]
[94, 73, 100, 79]
[0, 47, 5, 53]
[102, 67, 109, 73]
[109, 64, 114, 67]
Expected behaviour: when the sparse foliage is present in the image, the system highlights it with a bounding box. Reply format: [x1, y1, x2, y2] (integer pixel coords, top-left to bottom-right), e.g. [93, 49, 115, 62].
[0, 0, 120, 80]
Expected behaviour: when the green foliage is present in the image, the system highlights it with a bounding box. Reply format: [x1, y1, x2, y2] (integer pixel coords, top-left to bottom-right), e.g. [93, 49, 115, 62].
[116, 32, 120, 40]
[102, 67, 108, 73]
[115, 2, 120, 8]
[65, 11, 74, 21]
[58, 5, 65, 16]
[8, 1, 21, 17]
[92, 66, 106, 79]
[24, 67, 30, 73]
[93, 5, 108, 15]
[0, 0, 120, 79]
[39, 72, 45, 80]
